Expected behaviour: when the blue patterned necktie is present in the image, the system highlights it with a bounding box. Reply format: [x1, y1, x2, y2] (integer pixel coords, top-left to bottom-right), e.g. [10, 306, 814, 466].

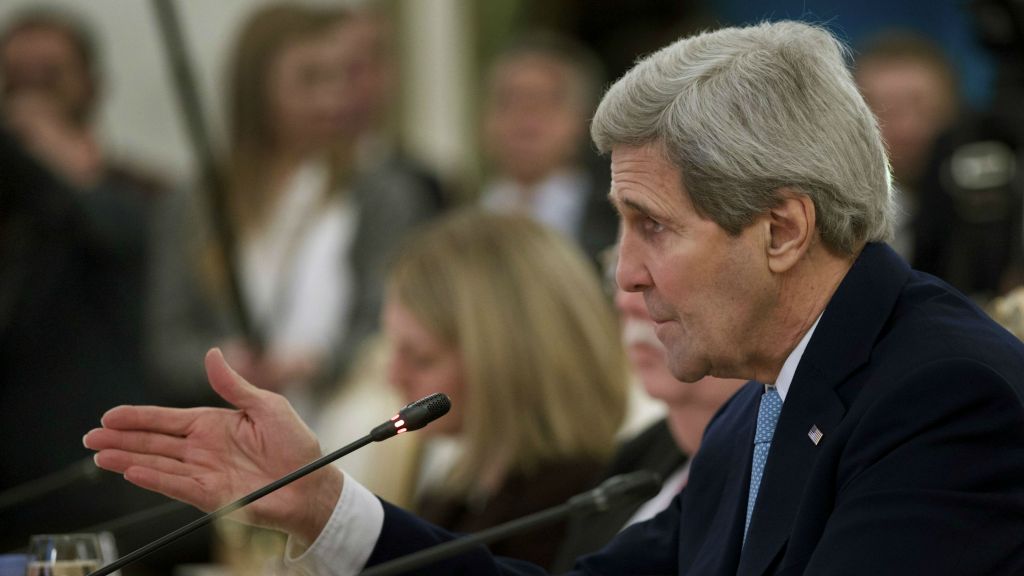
[744, 385, 783, 542]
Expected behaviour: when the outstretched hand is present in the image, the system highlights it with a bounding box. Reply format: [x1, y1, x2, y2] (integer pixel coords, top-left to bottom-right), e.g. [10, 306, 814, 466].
[83, 348, 342, 545]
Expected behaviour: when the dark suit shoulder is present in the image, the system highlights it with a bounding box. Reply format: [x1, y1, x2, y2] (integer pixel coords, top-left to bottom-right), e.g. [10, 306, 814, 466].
[869, 269, 1024, 397]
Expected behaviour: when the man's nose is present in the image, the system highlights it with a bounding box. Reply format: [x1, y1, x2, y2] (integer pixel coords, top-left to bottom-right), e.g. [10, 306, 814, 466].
[615, 233, 650, 294]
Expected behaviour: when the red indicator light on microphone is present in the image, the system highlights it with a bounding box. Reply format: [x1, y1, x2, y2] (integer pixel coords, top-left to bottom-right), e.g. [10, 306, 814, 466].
[397, 428, 407, 434]
[394, 419, 406, 428]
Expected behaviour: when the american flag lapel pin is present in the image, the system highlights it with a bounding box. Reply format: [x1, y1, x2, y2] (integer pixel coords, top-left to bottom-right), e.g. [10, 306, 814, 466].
[808, 425, 824, 446]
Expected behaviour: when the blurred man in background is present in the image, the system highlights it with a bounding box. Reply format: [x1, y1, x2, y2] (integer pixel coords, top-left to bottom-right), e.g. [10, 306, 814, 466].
[330, 6, 448, 213]
[913, 0, 1024, 299]
[0, 9, 202, 571]
[480, 32, 618, 266]
[1, 8, 166, 193]
[854, 32, 959, 262]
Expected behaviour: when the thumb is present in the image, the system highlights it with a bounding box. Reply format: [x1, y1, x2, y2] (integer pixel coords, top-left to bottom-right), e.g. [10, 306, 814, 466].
[206, 347, 266, 410]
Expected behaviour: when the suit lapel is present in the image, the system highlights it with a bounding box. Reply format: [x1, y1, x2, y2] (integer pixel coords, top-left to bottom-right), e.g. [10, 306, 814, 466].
[736, 244, 910, 575]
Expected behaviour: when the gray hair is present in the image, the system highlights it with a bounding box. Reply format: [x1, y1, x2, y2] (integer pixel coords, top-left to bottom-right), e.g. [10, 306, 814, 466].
[591, 20, 894, 255]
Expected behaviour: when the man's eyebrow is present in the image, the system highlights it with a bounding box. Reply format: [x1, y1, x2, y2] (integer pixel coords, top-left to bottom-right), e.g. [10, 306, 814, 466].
[608, 192, 656, 218]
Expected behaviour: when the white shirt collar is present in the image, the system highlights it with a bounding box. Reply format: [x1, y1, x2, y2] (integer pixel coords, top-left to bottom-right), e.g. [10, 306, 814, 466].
[768, 313, 823, 402]
[481, 169, 589, 239]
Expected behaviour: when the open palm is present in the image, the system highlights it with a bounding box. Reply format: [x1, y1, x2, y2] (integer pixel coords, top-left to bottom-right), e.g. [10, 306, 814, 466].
[84, 348, 342, 543]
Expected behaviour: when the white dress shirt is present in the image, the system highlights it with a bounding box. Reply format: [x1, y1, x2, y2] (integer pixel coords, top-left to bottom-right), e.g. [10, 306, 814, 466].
[240, 160, 358, 426]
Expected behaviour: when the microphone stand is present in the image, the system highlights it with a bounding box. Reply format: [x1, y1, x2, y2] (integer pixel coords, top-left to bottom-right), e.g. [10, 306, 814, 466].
[150, 0, 259, 346]
[360, 471, 661, 576]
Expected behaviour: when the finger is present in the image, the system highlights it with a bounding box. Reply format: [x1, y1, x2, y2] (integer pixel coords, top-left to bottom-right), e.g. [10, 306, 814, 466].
[84, 428, 187, 460]
[123, 466, 218, 512]
[206, 347, 269, 411]
[94, 449, 193, 477]
[100, 405, 201, 435]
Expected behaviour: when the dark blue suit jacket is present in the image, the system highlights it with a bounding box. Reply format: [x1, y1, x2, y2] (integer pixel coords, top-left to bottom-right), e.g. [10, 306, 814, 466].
[364, 244, 1024, 575]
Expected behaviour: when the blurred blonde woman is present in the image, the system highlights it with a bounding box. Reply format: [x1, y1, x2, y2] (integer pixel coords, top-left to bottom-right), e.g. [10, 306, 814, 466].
[383, 209, 628, 567]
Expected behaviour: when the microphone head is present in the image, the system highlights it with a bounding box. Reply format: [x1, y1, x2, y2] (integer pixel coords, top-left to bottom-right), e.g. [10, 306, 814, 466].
[568, 470, 662, 513]
[369, 393, 451, 441]
[398, 393, 451, 432]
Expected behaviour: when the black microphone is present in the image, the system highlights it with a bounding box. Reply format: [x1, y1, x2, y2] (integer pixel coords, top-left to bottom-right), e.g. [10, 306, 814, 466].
[371, 393, 453, 441]
[359, 470, 662, 576]
[87, 393, 451, 576]
[567, 469, 664, 513]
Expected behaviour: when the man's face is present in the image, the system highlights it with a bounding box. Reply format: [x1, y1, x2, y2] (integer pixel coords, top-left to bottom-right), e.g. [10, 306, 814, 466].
[856, 59, 954, 187]
[1, 26, 93, 125]
[611, 144, 772, 383]
[484, 55, 586, 184]
[616, 261, 749, 409]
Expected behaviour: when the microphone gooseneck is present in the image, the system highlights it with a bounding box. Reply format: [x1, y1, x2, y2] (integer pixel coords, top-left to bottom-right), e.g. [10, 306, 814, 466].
[88, 393, 451, 576]
[360, 471, 662, 576]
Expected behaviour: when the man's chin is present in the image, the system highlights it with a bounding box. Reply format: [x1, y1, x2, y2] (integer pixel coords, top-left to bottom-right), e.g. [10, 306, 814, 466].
[667, 358, 707, 384]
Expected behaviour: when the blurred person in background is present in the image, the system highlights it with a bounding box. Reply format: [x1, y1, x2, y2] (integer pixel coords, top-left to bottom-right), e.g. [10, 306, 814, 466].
[551, 248, 746, 571]
[147, 3, 440, 422]
[329, 4, 449, 212]
[0, 9, 161, 408]
[913, 0, 1024, 300]
[988, 285, 1024, 341]
[854, 32, 959, 262]
[480, 32, 618, 267]
[0, 8, 199, 569]
[371, 210, 627, 567]
[0, 8, 167, 194]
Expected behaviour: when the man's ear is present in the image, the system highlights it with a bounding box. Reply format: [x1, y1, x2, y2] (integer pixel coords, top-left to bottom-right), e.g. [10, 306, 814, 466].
[766, 190, 815, 274]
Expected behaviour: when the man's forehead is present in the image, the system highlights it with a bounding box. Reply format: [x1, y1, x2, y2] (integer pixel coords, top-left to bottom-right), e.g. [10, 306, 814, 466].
[608, 189, 652, 214]
[608, 146, 687, 211]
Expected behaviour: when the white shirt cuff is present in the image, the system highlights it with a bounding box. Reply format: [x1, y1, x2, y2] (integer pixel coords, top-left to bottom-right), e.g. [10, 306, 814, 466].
[284, 474, 385, 576]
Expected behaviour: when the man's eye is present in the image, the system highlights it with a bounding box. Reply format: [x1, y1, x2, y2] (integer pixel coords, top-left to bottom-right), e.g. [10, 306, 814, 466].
[642, 218, 665, 234]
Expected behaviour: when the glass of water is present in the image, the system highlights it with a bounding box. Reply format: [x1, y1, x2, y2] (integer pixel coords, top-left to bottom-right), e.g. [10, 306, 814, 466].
[25, 534, 101, 576]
